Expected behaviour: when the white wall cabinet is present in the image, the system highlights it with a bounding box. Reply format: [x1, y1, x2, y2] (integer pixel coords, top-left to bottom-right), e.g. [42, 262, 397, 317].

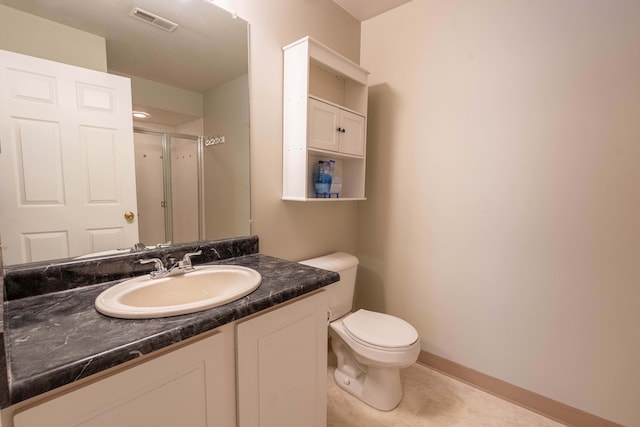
[236, 291, 328, 427]
[283, 36, 369, 201]
[12, 327, 235, 427]
[308, 98, 365, 156]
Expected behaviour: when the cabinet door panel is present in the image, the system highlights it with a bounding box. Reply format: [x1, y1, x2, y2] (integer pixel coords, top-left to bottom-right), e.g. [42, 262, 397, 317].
[308, 99, 339, 152]
[339, 110, 365, 156]
[14, 331, 233, 427]
[237, 292, 328, 427]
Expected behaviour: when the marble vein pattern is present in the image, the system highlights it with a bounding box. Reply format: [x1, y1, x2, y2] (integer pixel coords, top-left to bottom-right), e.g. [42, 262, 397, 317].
[2, 238, 339, 406]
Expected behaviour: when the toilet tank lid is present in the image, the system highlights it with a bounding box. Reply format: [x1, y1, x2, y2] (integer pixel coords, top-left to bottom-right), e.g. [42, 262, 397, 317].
[298, 252, 359, 272]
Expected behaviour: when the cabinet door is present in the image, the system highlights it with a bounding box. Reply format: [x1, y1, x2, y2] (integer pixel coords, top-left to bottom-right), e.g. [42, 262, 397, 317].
[339, 110, 366, 156]
[237, 291, 328, 427]
[308, 98, 339, 152]
[14, 330, 234, 427]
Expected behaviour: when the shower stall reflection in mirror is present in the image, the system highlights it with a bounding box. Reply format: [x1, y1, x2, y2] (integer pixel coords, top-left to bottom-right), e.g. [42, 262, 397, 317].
[133, 128, 204, 246]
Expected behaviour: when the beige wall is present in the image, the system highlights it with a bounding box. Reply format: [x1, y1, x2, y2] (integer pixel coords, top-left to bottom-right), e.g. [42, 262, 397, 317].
[0, 4, 106, 71]
[129, 75, 203, 119]
[360, 0, 640, 425]
[203, 75, 250, 239]
[211, 0, 361, 261]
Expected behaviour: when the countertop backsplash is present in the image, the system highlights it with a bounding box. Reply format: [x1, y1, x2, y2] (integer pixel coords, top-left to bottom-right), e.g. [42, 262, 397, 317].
[3, 236, 259, 301]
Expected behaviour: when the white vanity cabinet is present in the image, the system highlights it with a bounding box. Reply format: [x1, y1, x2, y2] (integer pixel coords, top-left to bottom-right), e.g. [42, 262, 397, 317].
[236, 291, 328, 427]
[11, 326, 236, 427]
[4, 291, 329, 427]
[283, 36, 369, 201]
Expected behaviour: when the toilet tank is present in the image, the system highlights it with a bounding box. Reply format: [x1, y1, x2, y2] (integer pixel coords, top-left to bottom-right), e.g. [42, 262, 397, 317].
[299, 252, 359, 321]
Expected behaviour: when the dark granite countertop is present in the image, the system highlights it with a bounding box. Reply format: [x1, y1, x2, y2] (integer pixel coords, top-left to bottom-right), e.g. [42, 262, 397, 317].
[2, 238, 339, 406]
[0, 274, 7, 409]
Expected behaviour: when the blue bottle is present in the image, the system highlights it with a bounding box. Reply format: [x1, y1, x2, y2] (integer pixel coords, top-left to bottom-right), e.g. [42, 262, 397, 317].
[314, 161, 332, 198]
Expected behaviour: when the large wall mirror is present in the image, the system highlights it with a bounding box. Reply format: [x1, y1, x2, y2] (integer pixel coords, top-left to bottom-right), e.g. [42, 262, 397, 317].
[0, 0, 250, 266]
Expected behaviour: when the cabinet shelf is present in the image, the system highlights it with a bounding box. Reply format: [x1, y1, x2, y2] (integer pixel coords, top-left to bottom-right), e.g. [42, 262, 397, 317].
[282, 197, 366, 202]
[282, 36, 369, 201]
[307, 95, 365, 118]
[307, 147, 364, 160]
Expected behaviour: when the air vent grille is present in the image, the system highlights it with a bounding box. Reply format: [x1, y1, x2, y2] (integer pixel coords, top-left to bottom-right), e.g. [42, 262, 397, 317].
[129, 7, 178, 32]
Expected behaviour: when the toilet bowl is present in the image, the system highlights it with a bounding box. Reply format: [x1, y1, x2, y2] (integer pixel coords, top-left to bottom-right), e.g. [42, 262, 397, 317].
[330, 309, 420, 410]
[299, 252, 420, 411]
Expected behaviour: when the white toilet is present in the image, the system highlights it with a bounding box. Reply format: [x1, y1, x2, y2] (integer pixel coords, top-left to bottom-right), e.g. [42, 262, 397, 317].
[300, 252, 420, 411]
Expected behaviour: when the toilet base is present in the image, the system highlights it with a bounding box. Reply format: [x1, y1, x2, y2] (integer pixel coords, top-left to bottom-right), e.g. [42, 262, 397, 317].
[331, 326, 409, 411]
[333, 364, 403, 411]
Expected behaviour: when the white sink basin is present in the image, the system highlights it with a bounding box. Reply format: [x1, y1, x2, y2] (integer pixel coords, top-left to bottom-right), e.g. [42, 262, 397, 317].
[95, 265, 261, 319]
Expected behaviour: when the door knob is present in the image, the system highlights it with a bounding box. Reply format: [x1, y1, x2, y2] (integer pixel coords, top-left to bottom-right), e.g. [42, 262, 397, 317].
[124, 211, 135, 222]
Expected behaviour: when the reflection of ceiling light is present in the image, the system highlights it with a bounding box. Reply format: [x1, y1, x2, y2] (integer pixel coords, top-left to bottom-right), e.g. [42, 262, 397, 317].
[133, 111, 150, 119]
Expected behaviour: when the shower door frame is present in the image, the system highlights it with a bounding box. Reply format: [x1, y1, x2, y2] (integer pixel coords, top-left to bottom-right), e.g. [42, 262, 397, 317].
[133, 128, 205, 244]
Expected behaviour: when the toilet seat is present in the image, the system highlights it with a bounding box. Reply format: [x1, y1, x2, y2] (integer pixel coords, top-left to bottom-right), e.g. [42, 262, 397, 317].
[343, 309, 418, 351]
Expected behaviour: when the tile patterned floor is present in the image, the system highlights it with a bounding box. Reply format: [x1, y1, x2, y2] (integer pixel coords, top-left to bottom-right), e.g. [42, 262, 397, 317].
[327, 355, 566, 427]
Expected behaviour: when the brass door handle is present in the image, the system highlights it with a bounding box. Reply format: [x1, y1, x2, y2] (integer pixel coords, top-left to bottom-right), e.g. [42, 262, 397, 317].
[124, 211, 135, 222]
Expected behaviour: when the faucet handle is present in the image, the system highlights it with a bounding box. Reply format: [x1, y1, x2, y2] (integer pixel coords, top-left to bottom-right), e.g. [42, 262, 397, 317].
[130, 242, 147, 252]
[181, 250, 202, 270]
[139, 258, 166, 278]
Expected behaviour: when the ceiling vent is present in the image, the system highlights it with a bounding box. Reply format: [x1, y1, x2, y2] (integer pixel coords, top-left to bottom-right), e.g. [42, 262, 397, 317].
[129, 7, 178, 32]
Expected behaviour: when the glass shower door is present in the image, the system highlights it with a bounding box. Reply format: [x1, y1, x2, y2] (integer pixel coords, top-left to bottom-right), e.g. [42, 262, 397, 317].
[169, 135, 202, 243]
[133, 130, 203, 246]
[133, 131, 166, 245]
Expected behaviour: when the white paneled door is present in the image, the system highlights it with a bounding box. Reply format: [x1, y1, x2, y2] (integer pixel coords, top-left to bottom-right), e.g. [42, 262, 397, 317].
[0, 49, 138, 265]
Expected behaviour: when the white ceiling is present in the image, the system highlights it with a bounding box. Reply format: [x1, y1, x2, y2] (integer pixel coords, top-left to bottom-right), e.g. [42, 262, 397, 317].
[332, 0, 412, 21]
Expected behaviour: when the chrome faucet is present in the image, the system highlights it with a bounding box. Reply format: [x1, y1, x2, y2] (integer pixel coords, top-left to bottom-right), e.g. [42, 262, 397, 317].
[139, 257, 167, 278]
[139, 250, 202, 279]
[179, 250, 202, 270]
[130, 242, 147, 252]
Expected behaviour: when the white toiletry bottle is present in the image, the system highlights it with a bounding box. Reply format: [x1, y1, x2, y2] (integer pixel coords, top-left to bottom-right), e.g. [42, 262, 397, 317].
[328, 160, 342, 198]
